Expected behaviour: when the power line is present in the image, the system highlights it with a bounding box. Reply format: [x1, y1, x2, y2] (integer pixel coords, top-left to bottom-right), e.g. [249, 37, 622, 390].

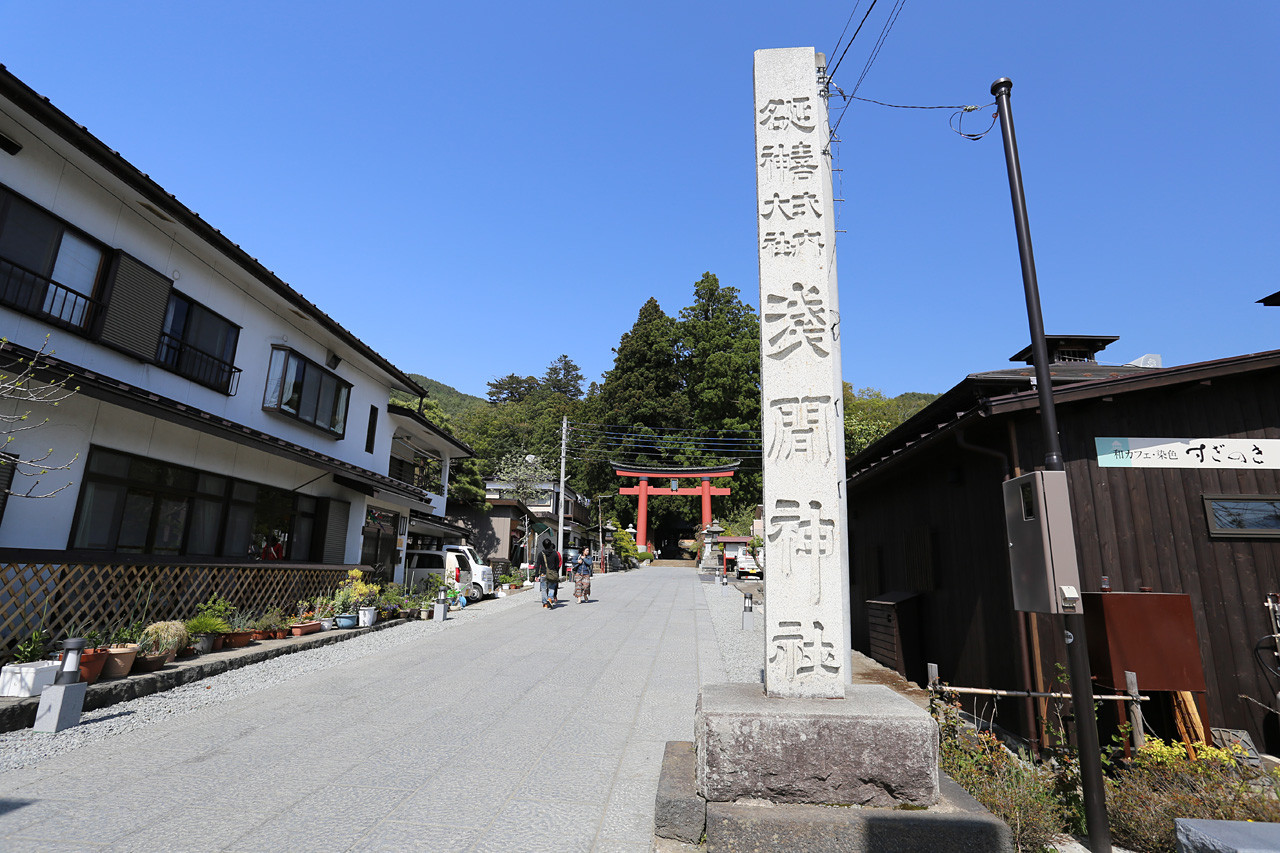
[571, 426, 762, 441]
[828, 1, 865, 72]
[570, 433, 762, 449]
[851, 0, 908, 97]
[826, 0, 879, 82]
[829, 0, 908, 139]
[568, 420, 760, 435]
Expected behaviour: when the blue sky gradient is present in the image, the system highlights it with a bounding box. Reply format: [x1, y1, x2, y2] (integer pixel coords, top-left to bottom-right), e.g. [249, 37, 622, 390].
[2, 2, 1276, 398]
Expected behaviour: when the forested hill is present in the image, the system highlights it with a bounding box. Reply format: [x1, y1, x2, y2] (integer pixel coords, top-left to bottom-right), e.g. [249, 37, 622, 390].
[409, 374, 485, 418]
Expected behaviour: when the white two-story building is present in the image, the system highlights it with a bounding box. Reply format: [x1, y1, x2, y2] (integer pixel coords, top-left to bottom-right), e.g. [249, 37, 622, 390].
[0, 65, 469, 585]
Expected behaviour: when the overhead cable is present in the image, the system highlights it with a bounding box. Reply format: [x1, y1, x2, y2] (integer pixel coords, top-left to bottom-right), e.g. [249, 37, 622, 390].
[827, 0, 879, 82]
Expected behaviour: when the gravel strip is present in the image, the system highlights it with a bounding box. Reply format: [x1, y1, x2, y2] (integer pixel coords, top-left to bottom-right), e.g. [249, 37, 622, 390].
[700, 572, 765, 684]
[0, 588, 529, 773]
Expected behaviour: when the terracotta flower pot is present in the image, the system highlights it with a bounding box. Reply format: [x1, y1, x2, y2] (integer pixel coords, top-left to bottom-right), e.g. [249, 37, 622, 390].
[101, 644, 139, 679]
[274, 628, 288, 639]
[251, 629, 271, 641]
[289, 621, 321, 636]
[222, 631, 254, 649]
[212, 634, 224, 651]
[60, 648, 109, 684]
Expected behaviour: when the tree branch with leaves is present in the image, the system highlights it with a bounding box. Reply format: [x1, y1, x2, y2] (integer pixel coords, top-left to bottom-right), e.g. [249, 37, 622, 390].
[1, 337, 80, 500]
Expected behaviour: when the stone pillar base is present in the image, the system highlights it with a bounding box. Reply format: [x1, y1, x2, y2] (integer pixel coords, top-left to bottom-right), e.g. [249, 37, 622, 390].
[695, 682, 939, 807]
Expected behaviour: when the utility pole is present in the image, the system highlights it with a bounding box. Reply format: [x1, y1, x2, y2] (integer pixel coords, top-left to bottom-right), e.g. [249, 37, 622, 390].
[556, 416, 568, 556]
[991, 77, 1111, 853]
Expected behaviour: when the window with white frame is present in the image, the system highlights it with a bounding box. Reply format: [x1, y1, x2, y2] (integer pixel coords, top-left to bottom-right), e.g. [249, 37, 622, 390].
[262, 346, 351, 437]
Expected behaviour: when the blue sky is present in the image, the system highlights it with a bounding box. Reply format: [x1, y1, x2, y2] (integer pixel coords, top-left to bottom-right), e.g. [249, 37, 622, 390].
[2, 2, 1276, 399]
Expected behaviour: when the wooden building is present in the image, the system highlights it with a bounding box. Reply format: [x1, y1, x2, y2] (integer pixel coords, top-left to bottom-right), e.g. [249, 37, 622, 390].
[846, 337, 1280, 754]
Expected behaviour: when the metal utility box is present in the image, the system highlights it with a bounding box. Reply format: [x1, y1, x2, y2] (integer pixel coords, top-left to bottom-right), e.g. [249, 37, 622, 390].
[1003, 470, 1082, 614]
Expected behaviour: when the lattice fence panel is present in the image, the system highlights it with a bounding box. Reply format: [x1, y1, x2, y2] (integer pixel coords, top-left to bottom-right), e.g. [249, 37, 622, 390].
[1, 561, 349, 659]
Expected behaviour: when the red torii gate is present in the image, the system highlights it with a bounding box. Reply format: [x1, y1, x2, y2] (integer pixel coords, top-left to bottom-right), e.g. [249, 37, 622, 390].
[613, 461, 739, 552]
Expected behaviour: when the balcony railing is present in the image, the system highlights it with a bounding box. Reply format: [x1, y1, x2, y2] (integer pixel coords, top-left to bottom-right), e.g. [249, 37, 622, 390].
[156, 333, 242, 395]
[0, 256, 102, 333]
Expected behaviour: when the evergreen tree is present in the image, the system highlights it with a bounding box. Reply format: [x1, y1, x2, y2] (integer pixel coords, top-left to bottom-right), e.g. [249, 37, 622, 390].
[541, 355, 584, 400]
[486, 374, 540, 404]
[676, 272, 762, 518]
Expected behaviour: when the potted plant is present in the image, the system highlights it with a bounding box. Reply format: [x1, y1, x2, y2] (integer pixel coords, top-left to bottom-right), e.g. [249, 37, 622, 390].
[355, 572, 381, 627]
[288, 600, 321, 636]
[134, 621, 188, 672]
[222, 612, 256, 648]
[331, 577, 362, 628]
[0, 627, 59, 698]
[195, 595, 236, 649]
[313, 596, 336, 630]
[185, 614, 231, 655]
[252, 607, 285, 641]
[101, 621, 144, 678]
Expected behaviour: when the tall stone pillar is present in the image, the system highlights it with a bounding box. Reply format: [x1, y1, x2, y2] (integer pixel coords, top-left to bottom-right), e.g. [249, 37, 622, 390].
[678, 49, 939, 826]
[755, 47, 852, 699]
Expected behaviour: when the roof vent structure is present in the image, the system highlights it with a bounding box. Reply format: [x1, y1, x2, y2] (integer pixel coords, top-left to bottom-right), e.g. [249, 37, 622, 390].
[1009, 335, 1119, 366]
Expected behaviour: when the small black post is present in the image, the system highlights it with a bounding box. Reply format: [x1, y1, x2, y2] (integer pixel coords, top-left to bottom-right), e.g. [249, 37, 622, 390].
[991, 77, 1112, 853]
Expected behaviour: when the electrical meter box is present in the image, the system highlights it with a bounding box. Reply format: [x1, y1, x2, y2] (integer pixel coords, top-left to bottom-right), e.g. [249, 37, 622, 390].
[1003, 470, 1083, 615]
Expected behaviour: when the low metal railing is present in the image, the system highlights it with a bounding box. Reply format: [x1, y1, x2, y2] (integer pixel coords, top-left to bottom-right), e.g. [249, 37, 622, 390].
[155, 333, 242, 395]
[0, 257, 102, 334]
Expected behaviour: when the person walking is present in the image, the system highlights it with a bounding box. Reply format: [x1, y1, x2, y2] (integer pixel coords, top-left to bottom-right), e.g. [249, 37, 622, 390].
[574, 547, 593, 603]
[536, 539, 561, 609]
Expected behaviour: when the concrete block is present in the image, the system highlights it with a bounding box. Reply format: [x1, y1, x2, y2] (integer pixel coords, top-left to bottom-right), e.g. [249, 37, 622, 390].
[696, 682, 939, 806]
[33, 682, 88, 732]
[1176, 818, 1280, 852]
[655, 741, 706, 843]
[705, 778, 1011, 853]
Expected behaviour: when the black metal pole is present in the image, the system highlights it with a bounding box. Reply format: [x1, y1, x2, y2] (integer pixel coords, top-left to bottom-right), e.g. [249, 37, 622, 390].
[991, 77, 1112, 853]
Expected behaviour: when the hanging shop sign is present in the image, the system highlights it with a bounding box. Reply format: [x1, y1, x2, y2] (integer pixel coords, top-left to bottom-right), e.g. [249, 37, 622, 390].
[1096, 437, 1280, 469]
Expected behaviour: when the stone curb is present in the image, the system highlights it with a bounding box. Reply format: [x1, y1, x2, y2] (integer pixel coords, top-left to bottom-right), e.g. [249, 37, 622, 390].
[657, 735, 1012, 852]
[0, 618, 411, 733]
[655, 741, 706, 844]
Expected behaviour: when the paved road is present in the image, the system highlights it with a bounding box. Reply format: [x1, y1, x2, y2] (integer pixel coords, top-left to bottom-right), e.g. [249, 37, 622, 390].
[0, 566, 726, 852]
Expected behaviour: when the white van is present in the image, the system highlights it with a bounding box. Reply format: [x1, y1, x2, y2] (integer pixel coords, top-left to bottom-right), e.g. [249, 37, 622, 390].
[405, 544, 496, 603]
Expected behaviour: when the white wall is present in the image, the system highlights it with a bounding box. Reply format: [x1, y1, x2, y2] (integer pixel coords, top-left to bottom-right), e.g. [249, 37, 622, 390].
[0, 392, 369, 552]
[0, 97, 409, 477]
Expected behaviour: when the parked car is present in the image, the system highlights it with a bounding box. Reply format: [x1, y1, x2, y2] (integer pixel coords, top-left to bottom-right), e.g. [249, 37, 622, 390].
[405, 545, 496, 603]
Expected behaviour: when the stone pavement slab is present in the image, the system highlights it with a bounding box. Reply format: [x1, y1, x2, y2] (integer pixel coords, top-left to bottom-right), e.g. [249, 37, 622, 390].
[0, 565, 724, 852]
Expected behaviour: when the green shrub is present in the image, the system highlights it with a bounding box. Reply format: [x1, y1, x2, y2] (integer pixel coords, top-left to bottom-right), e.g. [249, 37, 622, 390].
[1106, 737, 1280, 853]
[185, 614, 231, 636]
[932, 693, 1065, 852]
[9, 628, 52, 664]
[195, 596, 236, 622]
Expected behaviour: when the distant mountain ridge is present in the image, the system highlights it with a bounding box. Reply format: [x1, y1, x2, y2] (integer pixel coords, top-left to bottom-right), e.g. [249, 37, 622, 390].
[410, 374, 486, 418]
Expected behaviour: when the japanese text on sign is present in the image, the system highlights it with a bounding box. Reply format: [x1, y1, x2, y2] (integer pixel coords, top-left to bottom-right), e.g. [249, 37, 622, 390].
[1096, 437, 1280, 469]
